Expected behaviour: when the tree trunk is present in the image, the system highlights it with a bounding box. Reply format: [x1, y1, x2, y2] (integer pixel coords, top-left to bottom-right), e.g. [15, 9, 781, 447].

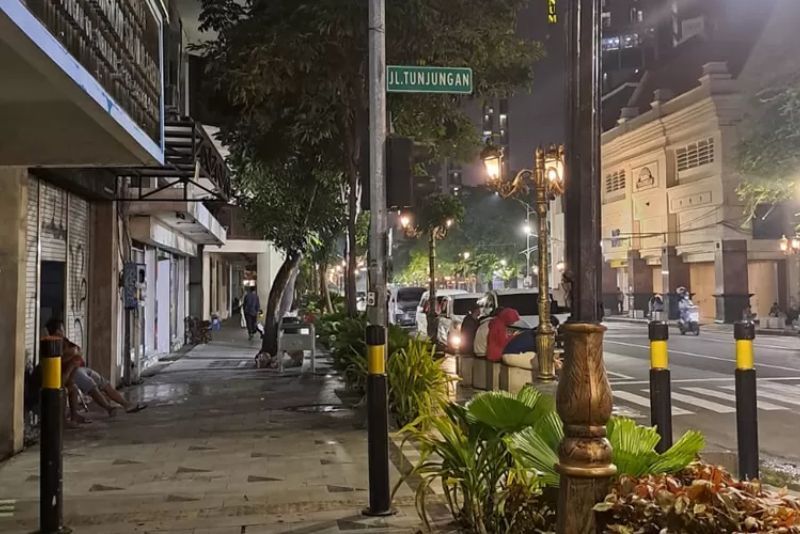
[427, 234, 438, 340]
[319, 264, 333, 314]
[260, 253, 302, 356]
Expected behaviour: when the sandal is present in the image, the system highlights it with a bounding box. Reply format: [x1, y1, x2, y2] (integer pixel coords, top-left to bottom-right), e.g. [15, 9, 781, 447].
[125, 403, 147, 414]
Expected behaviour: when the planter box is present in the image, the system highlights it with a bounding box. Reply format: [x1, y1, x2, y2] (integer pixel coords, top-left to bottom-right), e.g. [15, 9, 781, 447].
[458, 354, 475, 387]
[500, 364, 533, 394]
[487, 361, 502, 391]
[473, 358, 487, 390]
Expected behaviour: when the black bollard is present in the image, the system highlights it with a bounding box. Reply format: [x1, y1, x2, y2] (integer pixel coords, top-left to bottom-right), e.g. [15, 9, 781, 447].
[648, 321, 673, 453]
[734, 321, 759, 480]
[363, 325, 392, 516]
[40, 336, 65, 533]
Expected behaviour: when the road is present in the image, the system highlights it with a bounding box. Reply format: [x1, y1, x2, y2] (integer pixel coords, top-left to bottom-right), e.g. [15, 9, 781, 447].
[602, 321, 800, 469]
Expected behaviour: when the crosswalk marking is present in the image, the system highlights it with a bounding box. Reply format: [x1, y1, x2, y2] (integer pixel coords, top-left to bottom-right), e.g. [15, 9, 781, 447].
[760, 381, 800, 400]
[722, 384, 800, 407]
[681, 387, 787, 411]
[614, 390, 693, 416]
[0, 499, 15, 518]
[651, 390, 735, 413]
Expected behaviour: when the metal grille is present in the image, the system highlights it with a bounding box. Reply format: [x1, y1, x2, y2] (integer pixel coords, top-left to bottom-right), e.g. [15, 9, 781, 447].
[24, 176, 39, 363]
[66, 196, 90, 353]
[40, 183, 67, 262]
[676, 138, 715, 172]
[605, 170, 626, 195]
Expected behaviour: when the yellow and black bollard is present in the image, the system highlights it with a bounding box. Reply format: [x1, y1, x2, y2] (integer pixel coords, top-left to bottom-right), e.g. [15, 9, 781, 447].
[734, 321, 759, 480]
[648, 321, 673, 453]
[364, 325, 392, 516]
[40, 336, 66, 533]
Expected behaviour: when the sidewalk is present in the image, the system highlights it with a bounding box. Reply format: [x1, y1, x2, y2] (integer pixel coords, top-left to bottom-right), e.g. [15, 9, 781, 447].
[604, 315, 799, 337]
[0, 325, 434, 534]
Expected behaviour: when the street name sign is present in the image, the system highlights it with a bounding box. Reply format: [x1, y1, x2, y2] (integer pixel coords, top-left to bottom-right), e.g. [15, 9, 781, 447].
[387, 66, 473, 94]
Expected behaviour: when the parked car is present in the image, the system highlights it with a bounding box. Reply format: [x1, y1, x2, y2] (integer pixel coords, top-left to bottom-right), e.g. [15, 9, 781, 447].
[478, 288, 570, 329]
[415, 289, 468, 339]
[390, 286, 426, 328]
[436, 293, 484, 349]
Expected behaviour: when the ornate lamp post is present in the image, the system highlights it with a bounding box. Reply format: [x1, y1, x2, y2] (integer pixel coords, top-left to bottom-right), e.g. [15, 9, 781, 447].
[555, 0, 617, 532]
[481, 143, 565, 383]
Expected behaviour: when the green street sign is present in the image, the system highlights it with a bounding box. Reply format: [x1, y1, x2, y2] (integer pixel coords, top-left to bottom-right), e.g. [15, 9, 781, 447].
[387, 66, 473, 94]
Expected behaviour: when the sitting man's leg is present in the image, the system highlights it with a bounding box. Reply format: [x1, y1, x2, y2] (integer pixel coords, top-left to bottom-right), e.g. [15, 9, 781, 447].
[72, 367, 116, 417]
[67, 383, 91, 424]
[503, 330, 536, 355]
[87, 369, 146, 413]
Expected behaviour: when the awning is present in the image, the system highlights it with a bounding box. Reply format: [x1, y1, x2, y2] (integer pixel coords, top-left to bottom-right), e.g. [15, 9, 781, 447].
[128, 188, 226, 246]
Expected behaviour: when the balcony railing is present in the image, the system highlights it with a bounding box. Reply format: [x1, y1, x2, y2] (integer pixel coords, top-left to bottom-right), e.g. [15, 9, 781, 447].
[23, 0, 162, 142]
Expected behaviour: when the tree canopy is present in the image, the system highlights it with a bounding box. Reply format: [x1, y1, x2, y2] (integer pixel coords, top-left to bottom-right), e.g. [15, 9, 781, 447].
[737, 74, 800, 224]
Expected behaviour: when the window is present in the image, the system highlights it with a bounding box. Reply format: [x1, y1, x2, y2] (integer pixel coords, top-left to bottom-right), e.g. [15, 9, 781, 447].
[676, 137, 715, 172]
[605, 170, 626, 195]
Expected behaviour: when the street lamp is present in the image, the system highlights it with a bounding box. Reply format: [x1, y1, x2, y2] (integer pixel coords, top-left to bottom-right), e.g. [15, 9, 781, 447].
[481, 143, 565, 383]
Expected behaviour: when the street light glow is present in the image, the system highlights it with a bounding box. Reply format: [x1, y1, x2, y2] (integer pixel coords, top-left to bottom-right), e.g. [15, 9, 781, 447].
[500, 259, 508, 267]
[445, 218, 453, 228]
[556, 260, 566, 272]
[521, 222, 532, 235]
[480, 143, 504, 181]
[462, 251, 471, 260]
[400, 213, 412, 228]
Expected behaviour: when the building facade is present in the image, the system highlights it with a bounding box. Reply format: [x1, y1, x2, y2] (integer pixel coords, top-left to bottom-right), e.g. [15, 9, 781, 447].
[599, 62, 789, 322]
[0, 0, 283, 459]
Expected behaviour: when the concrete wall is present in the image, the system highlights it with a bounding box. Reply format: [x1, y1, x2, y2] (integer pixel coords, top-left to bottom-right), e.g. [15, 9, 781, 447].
[0, 168, 28, 458]
[88, 201, 120, 386]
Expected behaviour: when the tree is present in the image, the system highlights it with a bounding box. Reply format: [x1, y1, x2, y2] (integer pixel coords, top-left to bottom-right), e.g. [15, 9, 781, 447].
[237, 157, 346, 355]
[196, 0, 542, 317]
[737, 74, 800, 224]
[415, 194, 465, 339]
[394, 187, 527, 287]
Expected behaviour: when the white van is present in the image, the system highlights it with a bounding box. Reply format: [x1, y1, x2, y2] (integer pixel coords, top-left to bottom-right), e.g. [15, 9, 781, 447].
[478, 288, 570, 328]
[415, 289, 468, 340]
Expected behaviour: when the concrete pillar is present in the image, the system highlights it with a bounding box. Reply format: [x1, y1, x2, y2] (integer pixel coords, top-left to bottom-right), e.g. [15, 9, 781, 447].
[257, 252, 271, 308]
[661, 246, 690, 320]
[88, 202, 119, 386]
[188, 253, 203, 318]
[202, 251, 211, 320]
[600, 261, 618, 314]
[714, 239, 751, 323]
[628, 250, 653, 315]
[0, 168, 28, 459]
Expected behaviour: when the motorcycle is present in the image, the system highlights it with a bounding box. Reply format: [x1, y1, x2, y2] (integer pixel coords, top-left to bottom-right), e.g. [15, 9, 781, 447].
[678, 300, 700, 335]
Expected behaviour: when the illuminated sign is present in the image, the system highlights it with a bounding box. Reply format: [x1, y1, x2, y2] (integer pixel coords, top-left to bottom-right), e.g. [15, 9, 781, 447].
[548, 0, 558, 24]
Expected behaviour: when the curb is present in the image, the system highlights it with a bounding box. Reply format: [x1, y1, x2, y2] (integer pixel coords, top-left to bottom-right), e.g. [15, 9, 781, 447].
[604, 317, 798, 338]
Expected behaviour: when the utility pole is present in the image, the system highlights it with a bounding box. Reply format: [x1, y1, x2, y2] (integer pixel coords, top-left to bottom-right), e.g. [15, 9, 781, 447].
[367, 0, 387, 328]
[364, 0, 392, 518]
[556, 0, 616, 532]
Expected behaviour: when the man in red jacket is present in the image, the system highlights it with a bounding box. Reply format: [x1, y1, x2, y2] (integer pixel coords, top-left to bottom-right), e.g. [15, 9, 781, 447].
[486, 308, 522, 362]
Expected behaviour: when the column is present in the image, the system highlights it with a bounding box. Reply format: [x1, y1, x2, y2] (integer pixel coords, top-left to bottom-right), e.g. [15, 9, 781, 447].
[201, 251, 211, 320]
[714, 239, 750, 323]
[257, 252, 271, 308]
[88, 202, 120, 385]
[188, 253, 203, 319]
[661, 246, 690, 320]
[628, 250, 653, 316]
[0, 168, 28, 459]
[600, 261, 617, 314]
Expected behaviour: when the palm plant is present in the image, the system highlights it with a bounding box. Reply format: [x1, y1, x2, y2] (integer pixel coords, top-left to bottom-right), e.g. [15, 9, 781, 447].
[387, 338, 453, 427]
[398, 387, 706, 533]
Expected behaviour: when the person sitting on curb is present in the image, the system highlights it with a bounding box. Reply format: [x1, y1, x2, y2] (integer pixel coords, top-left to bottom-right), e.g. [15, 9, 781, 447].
[45, 318, 146, 422]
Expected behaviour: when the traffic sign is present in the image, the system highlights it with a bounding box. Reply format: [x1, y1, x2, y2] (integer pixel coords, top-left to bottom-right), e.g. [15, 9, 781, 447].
[387, 66, 473, 94]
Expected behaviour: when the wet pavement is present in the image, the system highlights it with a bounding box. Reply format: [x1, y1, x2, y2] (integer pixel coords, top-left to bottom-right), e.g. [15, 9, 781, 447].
[0, 326, 435, 533]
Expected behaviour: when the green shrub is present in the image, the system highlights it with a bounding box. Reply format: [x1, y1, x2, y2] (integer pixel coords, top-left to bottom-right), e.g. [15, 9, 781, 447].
[397, 387, 554, 533]
[398, 387, 706, 532]
[387, 337, 451, 428]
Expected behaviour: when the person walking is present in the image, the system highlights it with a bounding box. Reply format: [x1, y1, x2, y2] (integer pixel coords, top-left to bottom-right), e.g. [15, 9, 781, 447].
[243, 286, 261, 341]
[616, 287, 624, 315]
